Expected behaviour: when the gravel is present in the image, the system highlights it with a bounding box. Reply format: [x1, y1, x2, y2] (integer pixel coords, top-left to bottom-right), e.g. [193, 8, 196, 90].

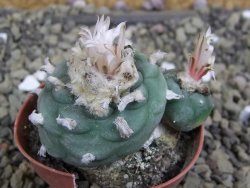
[0, 5, 249, 188]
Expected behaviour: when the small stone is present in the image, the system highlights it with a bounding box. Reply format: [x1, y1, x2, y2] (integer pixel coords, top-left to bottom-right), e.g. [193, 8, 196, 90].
[10, 169, 24, 188]
[218, 37, 234, 49]
[165, 52, 176, 61]
[33, 70, 47, 81]
[26, 57, 43, 72]
[0, 127, 10, 138]
[210, 81, 221, 93]
[0, 156, 10, 167]
[204, 182, 215, 188]
[227, 13, 240, 28]
[1, 180, 9, 188]
[235, 167, 250, 188]
[194, 164, 210, 174]
[0, 32, 8, 43]
[97, 7, 110, 15]
[183, 171, 202, 188]
[229, 121, 241, 133]
[175, 27, 186, 42]
[208, 149, 234, 173]
[213, 110, 222, 123]
[184, 22, 197, 34]
[232, 75, 247, 91]
[239, 105, 250, 125]
[12, 49, 21, 60]
[82, 4, 96, 14]
[191, 17, 204, 29]
[34, 177, 46, 187]
[18, 75, 40, 92]
[62, 33, 77, 44]
[11, 152, 24, 165]
[46, 35, 58, 46]
[139, 28, 148, 36]
[235, 146, 250, 162]
[204, 116, 212, 126]
[58, 41, 71, 50]
[223, 100, 241, 114]
[8, 94, 22, 122]
[8, 58, 23, 71]
[220, 118, 229, 129]
[0, 75, 13, 94]
[150, 24, 165, 34]
[22, 178, 34, 188]
[78, 181, 89, 188]
[1, 164, 13, 179]
[90, 183, 101, 188]
[10, 69, 29, 80]
[222, 136, 231, 149]
[11, 24, 21, 40]
[242, 10, 250, 19]
[0, 107, 8, 119]
[50, 23, 62, 34]
[221, 174, 233, 187]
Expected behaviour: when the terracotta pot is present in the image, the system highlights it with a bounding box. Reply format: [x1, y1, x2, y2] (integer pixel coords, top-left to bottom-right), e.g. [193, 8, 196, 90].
[14, 94, 204, 188]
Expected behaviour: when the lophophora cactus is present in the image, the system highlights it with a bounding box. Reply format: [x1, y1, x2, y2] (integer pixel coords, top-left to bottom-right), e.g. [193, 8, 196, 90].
[29, 16, 167, 167]
[163, 28, 215, 132]
[28, 16, 216, 168]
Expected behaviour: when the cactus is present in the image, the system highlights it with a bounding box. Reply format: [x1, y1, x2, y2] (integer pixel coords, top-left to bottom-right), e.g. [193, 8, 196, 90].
[29, 16, 167, 167]
[163, 28, 215, 132]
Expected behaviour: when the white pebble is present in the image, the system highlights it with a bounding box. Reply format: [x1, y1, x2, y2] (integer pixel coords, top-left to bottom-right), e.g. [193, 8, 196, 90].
[202, 71, 213, 82]
[18, 75, 40, 91]
[160, 62, 176, 71]
[239, 106, 250, 125]
[0, 32, 8, 43]
[33, 70, 47, 81]
[242, 10, 250, 19]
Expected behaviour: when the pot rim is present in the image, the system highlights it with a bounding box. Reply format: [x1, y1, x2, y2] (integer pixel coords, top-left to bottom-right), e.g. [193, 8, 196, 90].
[14, 94, 204, 187]
[153, 123, 204, 187]
[14, 94, 73, 178]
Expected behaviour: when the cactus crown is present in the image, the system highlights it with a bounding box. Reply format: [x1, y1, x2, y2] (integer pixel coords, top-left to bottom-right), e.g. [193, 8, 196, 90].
[68, 16, 139, 117]
[187, 27, 216, 81]
[177, 28, 216, 93]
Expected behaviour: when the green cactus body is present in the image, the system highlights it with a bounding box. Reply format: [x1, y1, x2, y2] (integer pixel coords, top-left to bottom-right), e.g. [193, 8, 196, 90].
[163, 72, 213, 132]
[37, 52, 167, 167]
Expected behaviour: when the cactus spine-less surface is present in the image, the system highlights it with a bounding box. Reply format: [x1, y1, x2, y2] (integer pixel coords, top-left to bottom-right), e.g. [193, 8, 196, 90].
[34, 16, 167, 167]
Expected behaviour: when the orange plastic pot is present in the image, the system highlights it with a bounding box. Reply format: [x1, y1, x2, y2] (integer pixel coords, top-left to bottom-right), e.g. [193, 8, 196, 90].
[14, 94, 204, 188]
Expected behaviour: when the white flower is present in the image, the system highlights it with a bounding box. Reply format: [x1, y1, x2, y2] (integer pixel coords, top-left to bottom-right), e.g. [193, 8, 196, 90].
[78, 15, 127, 74]
[68, 16, 140, 117]
[187, 27, 216, 81]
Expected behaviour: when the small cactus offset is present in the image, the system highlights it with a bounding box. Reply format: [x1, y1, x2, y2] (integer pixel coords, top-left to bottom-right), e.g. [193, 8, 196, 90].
[163, 28, 216, 132]
[30, 16, 167, 167]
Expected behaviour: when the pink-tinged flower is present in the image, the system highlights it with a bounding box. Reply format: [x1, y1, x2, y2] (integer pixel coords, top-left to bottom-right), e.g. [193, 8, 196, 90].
[78, 15, 127, 75]
[187, 27, 216, 81]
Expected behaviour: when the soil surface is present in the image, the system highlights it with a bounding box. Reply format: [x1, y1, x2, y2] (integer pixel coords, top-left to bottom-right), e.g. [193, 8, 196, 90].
[26, 122, 196, 188]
